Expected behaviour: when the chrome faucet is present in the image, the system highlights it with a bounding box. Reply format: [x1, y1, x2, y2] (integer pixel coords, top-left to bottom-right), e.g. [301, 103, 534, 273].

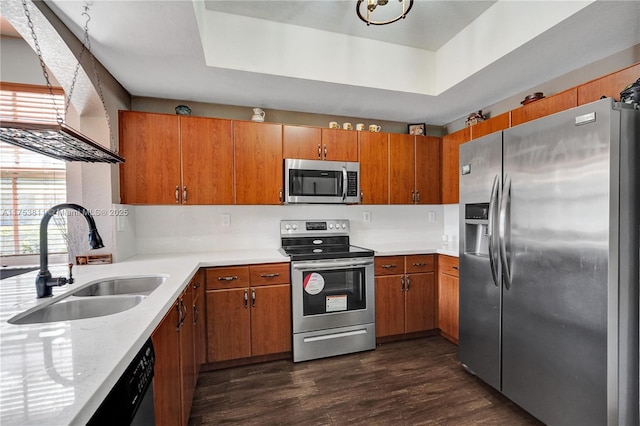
[36, 203, 104, 298]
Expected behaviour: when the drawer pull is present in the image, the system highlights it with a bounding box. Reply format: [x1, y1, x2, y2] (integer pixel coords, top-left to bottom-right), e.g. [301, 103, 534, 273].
[260, 273, 280, 278]
[412, 262, 426, 267]
[218, 276, 238, 281]
[452, 266, 459, 270]
[381, 264, 396, 269]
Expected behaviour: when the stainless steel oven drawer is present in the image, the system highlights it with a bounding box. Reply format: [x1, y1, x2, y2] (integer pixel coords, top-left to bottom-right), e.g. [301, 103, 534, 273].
[293, 323, 375, 362]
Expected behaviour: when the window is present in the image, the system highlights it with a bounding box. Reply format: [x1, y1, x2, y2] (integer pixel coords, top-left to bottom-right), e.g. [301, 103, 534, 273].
[1, 83, 67, 264]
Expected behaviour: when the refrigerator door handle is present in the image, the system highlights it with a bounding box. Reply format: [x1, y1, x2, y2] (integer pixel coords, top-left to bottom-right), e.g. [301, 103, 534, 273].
[499, 174, 512, 289]
[488, 174, 500, 287]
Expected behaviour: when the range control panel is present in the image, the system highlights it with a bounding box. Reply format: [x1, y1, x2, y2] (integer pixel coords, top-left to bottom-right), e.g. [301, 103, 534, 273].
[280, 220, 350, 236]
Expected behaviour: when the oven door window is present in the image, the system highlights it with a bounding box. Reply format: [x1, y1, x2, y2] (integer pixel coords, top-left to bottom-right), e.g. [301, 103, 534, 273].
[290, 169, 343, 197]
[302, 268, 366, 316]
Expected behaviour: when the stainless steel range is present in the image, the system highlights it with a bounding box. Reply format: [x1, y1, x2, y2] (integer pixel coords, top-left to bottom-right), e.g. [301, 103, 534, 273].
[280, 220, 375, 362]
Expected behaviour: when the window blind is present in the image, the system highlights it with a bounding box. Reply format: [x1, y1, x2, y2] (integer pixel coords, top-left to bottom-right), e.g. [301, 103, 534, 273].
[1, 83, 68, 258]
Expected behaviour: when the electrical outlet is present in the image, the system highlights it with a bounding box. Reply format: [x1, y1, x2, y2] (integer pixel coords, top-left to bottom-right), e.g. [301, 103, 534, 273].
[428, 211, 436, 222]
[222, 213, 230, 227]
[363, 211, 371, 223]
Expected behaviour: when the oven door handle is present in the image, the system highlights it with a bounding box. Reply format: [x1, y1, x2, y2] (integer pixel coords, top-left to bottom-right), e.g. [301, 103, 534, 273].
[292, 259, 373, 271]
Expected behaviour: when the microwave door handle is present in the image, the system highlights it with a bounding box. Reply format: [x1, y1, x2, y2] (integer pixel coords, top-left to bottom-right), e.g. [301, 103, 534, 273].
[292, 259, 373, 271]
[342, 166, 347, 201]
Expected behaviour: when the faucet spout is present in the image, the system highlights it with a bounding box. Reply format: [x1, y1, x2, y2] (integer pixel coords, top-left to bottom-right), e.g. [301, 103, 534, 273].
[36, 203, 105, 298]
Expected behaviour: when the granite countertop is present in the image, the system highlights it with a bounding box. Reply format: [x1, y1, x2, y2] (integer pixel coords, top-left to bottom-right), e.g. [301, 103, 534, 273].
[0, 249, 287, 426]
[0, 243, 455, 425]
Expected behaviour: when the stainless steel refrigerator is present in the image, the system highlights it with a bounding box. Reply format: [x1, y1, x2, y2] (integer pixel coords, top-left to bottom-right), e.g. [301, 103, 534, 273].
[458, 98, 639, 425]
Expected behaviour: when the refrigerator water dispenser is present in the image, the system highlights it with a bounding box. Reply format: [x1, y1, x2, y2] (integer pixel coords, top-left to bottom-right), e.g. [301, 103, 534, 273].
[464, 203, 490, 256]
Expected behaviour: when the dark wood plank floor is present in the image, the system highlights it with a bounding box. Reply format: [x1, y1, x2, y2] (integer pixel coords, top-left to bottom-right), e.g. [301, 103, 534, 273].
[189, 336, 542, 425]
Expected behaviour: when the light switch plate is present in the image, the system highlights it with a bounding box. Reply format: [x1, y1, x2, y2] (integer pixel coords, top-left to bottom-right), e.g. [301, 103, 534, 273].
[363, 211, 371, 223]
[222, 213, 230, 227]
[428, 211, 436, 222]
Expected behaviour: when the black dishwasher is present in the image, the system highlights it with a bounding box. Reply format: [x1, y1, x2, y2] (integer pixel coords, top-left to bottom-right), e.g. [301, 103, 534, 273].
[88, 338, 155, 425]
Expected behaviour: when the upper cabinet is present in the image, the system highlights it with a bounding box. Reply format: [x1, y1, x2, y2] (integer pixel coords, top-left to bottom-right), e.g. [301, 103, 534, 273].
[471, 112, 511, 140]
[578, 63, 640, 106]
[119, 111, 233, 205]
[234, 121, 283, 205]
[389, 134, 441, 205]
[282, 125, 357, 161]
[441, 127, 470, 204]
[511, 88, 577, 126]
[359, 131, 389, 204]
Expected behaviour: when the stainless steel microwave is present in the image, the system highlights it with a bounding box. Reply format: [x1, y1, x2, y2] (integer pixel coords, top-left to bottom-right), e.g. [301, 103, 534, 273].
[284, 159, 360, 204]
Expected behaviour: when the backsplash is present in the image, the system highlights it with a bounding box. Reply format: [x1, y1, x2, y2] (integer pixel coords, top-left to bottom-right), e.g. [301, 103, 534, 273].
[115, 204, 458, 258]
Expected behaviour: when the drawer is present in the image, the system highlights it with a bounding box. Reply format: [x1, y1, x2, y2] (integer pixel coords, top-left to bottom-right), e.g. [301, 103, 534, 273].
[249, 263, 290, 286]
[438, 255, 459, 277]
[206, 266, 250, 290]
[375, 256, 404, 276]
[405, 254, 435, 273]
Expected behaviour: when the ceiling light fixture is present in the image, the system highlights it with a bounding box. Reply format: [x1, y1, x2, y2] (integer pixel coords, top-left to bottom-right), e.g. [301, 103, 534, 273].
[356, 0, 414, 26]
[0, 0, 124, 164]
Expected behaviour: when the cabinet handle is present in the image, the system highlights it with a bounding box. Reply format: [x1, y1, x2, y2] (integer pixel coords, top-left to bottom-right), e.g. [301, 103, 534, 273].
[193, 281, 201, 289]
[416, 191, 420, 203]
[251, 289, 256, 307]
[411, 190, 415, 203]
[324, 146, 327, 159]
[260, 273, 279, 278]
[175, 303, 182, 331]
[318, 144, 321, 159]
[401, 276, 405, 292]
[193, 303, 199, 325]
[175, 186, 180, 204]
[381, 264, 396, 269]
[244, 289, 248, 308]
[218, 276, 238, 281]
[183, 186, 187, 204]
[412, 262, 426, 267]
[360, 191, 364, 203]
[406, 276, 411, 291]
[452, 266, 459, 270]
[279, 188, 283, 203]
[180, 300, 188, 326]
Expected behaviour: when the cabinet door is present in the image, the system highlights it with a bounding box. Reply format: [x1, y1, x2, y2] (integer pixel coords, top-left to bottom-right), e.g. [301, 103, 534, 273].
[321, 128, 358, 161]
[234, 121, 283, 204]
[415, 136, 441, 204]
[405, 273, 436, 333]
[438, 273, 459, 343]
[119, 111, 181, 204]
[359, 131, 389, 204]
[192, 272, 207, 367]
[178, 288, 196, 426]
[180, 116, 233, 204]
[375, 276, 405, 338]
[206, 288, 252, 362]
[389, 133, 415, 204]
[283, 125, 322, 160]
[441, 127, 470, 204]
[511, 88, 577, 126]
[250, 284, 292, 356]
[152, 302, 182, 426]
[471, 112, 511, 140]
[577, 63, 640, 105]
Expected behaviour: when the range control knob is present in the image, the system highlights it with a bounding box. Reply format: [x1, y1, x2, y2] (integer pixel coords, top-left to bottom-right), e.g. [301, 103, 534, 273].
[341, 223, 347, 229]
[329, 223, 334, 229]
[285, 224, 291, 230]
[292, 224, 298, 230]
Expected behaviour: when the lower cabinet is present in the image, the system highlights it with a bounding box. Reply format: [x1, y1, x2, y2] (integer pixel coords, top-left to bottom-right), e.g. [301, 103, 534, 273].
[374, 254, 436, 340]
[437, 255, 459, 344]
[205, 263, 291, 363]
[152, 279, 196, 426]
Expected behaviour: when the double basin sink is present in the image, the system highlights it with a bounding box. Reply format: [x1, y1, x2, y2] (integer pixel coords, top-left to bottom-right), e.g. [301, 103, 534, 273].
[9, 276, 167, 325]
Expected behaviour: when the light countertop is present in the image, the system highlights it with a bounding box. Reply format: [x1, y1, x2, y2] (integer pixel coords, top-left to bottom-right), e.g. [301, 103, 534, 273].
[0, 244, 454, 425]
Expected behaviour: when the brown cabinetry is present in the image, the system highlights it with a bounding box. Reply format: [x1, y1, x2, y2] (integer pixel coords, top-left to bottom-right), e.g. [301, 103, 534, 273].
[192, 269, 207, 367]
[470, 112, 511, 140]
[234, 121, 283, 204]
[389, 135, 440, 204]
[374, 255, 436, 340]
[577, 63, 640, 105]
[437, 255, 459, 344]
[119, 111, 233, 205]
[282, 125, 357, 161]
[441, 127, 470, 204]
[205, 263, 291, 363]
[152, 280, 198, 426]
[359, 131, 389, 204]
[511, 88, 577, 126]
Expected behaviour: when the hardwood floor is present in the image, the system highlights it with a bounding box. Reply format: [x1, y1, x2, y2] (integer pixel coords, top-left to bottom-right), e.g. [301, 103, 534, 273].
[189, 336, 541, 425]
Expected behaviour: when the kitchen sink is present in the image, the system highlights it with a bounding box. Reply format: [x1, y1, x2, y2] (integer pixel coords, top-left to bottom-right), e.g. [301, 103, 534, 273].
[8, 295, 146, 325]
[71, 276, 166, 297]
